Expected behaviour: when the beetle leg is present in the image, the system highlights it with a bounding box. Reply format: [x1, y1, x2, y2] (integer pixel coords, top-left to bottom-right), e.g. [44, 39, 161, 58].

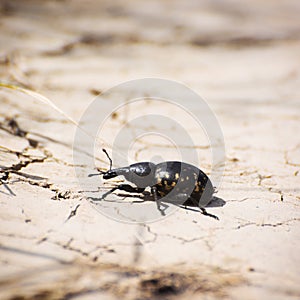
[171, 193, 219, 220]
[151, 186, 166, 216]
[117, 184, 145, 194]
[199, 207, 219, 220]
[99, 184, 145, 200]
[100, 186, 119, 200]
[187, 197, 219, 220]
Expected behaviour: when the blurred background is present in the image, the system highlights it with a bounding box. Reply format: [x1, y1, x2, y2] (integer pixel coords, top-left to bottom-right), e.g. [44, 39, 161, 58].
[1, 0, 299, 136]
[1, 0, 299, 93]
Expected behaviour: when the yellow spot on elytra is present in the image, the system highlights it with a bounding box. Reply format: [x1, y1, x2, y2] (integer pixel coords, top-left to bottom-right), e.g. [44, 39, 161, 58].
[175, 173, 179, 180]
[195, 182, 200, 192]
[165, 173, 169, 179]
[165, 184, 172, 190]
[171, 182, 176, 187]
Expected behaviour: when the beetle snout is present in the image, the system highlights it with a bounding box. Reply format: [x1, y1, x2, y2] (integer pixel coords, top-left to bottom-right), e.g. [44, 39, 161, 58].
[103, 170, 118, 179]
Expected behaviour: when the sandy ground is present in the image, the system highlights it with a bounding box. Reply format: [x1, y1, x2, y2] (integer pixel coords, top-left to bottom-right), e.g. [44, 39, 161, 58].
[0, 1, 300, 299]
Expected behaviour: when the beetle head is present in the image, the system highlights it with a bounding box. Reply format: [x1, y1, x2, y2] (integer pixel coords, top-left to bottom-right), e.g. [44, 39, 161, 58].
[102, 169, 118, 179]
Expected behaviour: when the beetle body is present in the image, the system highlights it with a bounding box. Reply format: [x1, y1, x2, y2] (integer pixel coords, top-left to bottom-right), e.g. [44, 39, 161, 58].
[89, 149, 218, 219]
[102, 161, 214, 209]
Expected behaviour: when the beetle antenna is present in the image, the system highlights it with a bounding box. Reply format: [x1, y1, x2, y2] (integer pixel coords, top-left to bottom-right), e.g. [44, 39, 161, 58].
[102, 148, 112, 170]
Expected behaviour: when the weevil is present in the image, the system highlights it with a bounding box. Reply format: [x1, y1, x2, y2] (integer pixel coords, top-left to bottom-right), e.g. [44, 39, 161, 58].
[89, 149, 218, 219]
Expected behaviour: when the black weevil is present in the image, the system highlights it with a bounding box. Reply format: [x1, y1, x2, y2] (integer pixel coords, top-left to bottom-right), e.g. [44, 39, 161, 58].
[89, 149, 218, 219]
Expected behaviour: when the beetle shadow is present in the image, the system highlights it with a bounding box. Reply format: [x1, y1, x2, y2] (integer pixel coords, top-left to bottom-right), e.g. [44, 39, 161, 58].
[205, 196, 226, 208]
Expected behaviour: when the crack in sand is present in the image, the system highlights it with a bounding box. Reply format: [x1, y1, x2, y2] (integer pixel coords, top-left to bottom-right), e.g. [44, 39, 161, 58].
[0, 118, 81, 201]
[65, 203, 81, 222]
[235, 218, 300, 230]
